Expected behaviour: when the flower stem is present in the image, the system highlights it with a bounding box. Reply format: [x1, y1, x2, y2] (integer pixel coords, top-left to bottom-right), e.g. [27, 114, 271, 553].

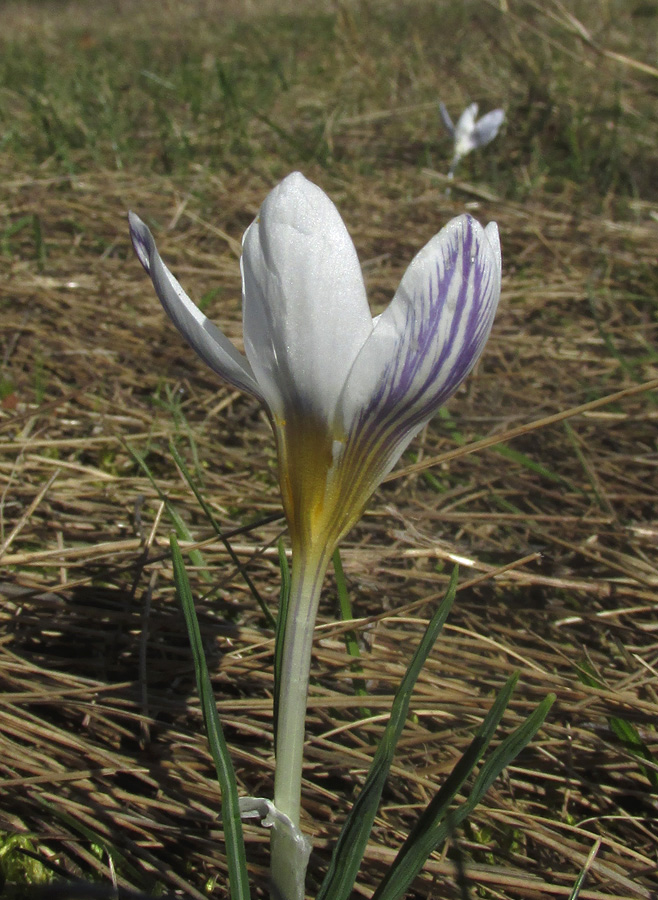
[270, 548, 329, 900]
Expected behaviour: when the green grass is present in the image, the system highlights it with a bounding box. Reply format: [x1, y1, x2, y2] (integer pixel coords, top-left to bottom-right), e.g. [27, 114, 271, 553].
[1, 2, 656, 204]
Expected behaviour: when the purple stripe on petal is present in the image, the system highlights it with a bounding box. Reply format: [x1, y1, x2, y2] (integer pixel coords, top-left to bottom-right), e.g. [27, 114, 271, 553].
[128, 211, 152, 273]
[338, 214, 500, 487]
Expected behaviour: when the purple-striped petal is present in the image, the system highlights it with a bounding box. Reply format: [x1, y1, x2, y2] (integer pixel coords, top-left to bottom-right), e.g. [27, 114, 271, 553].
[338, 213, 501, 476]
[129, 212, 263, 402]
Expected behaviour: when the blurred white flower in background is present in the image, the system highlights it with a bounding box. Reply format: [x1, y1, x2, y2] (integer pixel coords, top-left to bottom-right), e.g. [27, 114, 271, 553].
[440, 101, 505, 178]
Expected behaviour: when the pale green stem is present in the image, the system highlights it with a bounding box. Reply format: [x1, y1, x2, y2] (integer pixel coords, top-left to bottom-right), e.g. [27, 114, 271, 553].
[270, 547, 330, 900]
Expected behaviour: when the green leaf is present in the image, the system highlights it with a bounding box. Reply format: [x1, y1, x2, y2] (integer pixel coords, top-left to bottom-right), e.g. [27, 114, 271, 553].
[333, 546, 368, 703]
[568, 837, 601, 900]
[316, 567, 459, 900]
[491, 442, 572, 488]
[374, 692, 555, 900]
[372, 672, 518, 900]
[170, 535, 251, 900]
[333, 547, 360, 661]
[437, 408, 572, 489]
[576, 660, 658, 789]
[125, 442, 212, 583]
[169, 440, 276, 627]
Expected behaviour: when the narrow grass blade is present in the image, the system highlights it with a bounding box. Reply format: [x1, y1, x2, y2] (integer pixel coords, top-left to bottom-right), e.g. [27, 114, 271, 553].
[437, 407, 572, 489]
[371, 673, 518, 900]
[491, 442, 573, 488]
[273, 538, 291, 751]
[32, 213, 46, 270]
[316, 567, 459, 900]
[32, 795, 147, 888]
[562, 422, 613, 512]
[405, 450, 444, 492]
[333, 547, 368, 701]
[568, 837, 601, 900]
[374, 692, 555, 900]
[2, 214, 33, 256]
[125, 442, 212, 583]
[333, 547, 360, 661]
[576, 661, 658, 788]
[170, 535, 251, 900]
[169, 440, 276, 627]
[587, 289, 639, 383]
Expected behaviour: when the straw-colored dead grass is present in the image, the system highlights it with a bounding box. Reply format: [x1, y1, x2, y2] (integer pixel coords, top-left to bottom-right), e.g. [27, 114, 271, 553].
[1, 0, 657, 897]
[2, 160, 656, 898]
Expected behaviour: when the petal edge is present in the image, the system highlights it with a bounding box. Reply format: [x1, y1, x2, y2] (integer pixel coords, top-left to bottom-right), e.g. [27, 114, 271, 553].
[129, 212, 263, 402]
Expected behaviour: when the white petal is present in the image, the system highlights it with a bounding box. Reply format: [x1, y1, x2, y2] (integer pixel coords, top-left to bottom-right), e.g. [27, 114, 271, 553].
[456, 102, 479, 133]
[472, 109, 505, 149]
[129, 212, 263, 402]
[240, 172, 373, 422]
[338, 214, 501, 473]
[454, 102, 479, 159]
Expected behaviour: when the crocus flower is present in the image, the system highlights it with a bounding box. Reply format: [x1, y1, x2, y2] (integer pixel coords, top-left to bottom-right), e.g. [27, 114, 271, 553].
[440, 101, 505, 178]
[129, 172, 501, 900]
[129, 173, 500, 563]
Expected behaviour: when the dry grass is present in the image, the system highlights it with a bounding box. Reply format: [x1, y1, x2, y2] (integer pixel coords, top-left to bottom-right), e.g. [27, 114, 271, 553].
[1, 0, 657, 897]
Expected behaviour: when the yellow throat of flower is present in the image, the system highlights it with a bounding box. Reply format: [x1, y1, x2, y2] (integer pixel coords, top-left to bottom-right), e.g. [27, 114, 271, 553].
[275, 413, 338, 556]
[274, 406, 386, 560]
